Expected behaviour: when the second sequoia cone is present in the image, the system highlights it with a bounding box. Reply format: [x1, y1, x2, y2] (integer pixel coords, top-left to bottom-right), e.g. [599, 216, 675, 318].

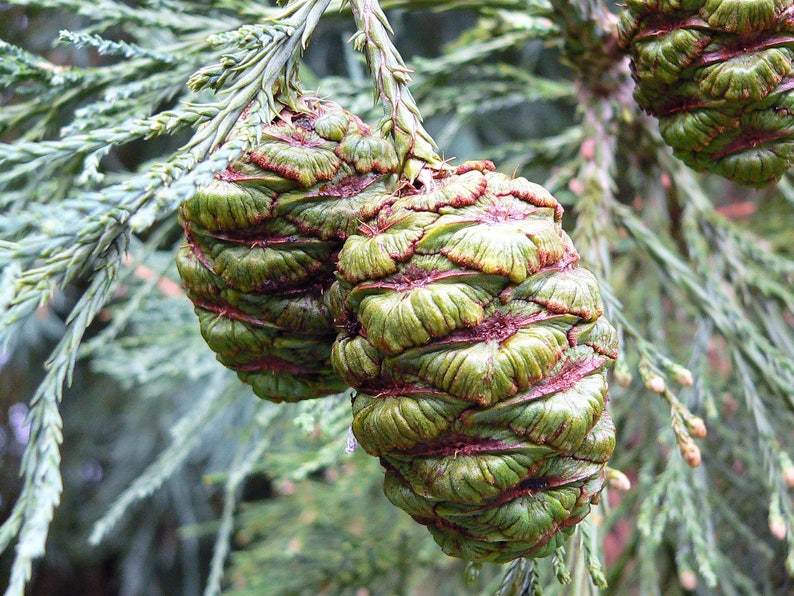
[176, 98, 399, 402]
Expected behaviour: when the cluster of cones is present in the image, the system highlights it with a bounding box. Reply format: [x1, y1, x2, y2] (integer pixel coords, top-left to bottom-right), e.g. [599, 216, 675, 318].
[176, 98, 616, 563]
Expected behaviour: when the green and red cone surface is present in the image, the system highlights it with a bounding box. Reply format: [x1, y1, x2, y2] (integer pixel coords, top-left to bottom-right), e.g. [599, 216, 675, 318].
[618, 0, 794, 187]
[331, 161, 617, 563]
[176, 96, 617, 562]
[175, 98, 399, 402]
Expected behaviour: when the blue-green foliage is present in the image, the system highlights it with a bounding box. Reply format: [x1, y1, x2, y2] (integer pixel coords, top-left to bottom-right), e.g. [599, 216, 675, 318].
[1, 1, 793, 595]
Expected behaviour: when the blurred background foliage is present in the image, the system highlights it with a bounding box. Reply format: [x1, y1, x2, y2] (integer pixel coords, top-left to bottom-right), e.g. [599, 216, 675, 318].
[0, 1, 793, 595]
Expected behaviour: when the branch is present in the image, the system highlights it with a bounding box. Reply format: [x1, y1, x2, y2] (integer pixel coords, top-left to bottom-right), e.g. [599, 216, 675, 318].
[0, 2, 333, 593]
[347, 0, 441, 178]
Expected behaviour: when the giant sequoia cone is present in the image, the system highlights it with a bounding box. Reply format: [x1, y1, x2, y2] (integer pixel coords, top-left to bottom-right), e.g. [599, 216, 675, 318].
[619, 0, 794, 187]
[176, 98, 398, 402]
[331, 161, 617, 562]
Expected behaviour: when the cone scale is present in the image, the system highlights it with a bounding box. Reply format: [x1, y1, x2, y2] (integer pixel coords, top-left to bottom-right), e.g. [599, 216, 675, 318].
[176, 98, 399, 402]
[332, 161, 617, 562]
[619, 0, 794, 186]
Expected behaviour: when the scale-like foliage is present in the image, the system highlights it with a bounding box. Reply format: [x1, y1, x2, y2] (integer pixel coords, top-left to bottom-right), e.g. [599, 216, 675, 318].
[1, 1, 793, 595]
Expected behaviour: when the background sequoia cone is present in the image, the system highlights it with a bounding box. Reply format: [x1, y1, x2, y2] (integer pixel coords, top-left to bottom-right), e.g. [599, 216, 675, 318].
[331, 161, 617, 562]
[176, 98, 398, 402]
[618, 0, 794, 187]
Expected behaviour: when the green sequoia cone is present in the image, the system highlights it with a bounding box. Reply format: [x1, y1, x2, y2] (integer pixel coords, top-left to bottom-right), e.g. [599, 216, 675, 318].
[618, 0, 794, 186]
[331, 161, 617, 562]
[176, 98, 398, 402]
